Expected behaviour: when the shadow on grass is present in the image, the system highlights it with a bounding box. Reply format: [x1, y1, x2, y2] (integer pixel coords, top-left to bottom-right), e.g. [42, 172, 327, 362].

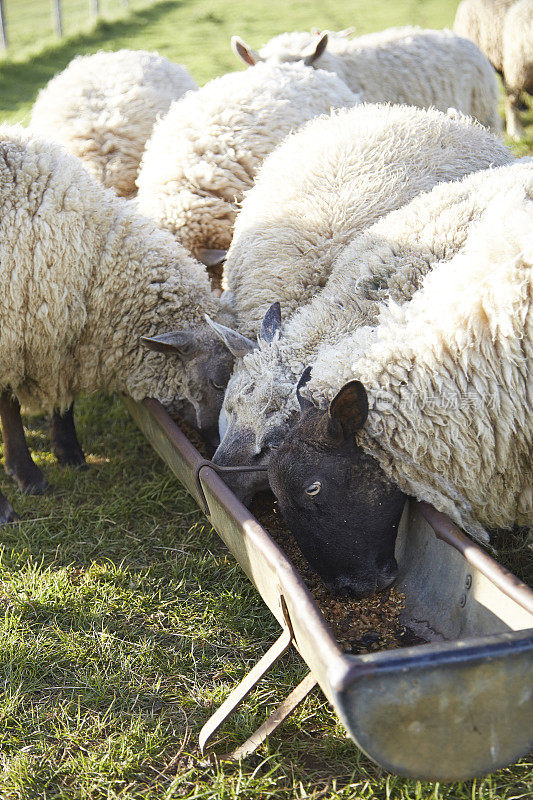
[0, 395, 204, 565]
[0, 1, 188, 118]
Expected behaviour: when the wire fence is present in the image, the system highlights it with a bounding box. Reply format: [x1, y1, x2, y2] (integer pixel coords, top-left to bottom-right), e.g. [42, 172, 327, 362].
[0, 0, 149, 56]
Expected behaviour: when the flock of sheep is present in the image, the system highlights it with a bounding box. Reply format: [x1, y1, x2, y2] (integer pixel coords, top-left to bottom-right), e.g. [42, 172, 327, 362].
[0, 0, 532, 598]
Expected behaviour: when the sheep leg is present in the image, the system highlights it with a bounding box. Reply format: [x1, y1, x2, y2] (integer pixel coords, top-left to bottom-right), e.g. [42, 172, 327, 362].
[504, 92, 524, 140]
[0, 391, 48, 494]
[50, 404, 86, 468]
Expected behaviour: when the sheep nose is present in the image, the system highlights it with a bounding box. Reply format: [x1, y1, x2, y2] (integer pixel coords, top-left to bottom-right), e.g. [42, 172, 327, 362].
[376, 558, 398, 590]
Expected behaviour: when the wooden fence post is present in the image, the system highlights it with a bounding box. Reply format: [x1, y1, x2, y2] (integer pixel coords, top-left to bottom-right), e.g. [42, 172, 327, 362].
[0, 0, 7, 50]
[90, 0, 100, 16]
[51, 0, 63, 37]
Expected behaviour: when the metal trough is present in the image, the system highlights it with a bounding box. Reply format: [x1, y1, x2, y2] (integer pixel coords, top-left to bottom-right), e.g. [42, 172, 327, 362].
[125, 397, 533, 782]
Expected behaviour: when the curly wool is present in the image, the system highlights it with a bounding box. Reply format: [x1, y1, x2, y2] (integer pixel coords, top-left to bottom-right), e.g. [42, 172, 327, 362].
[215, 160, 530, 501]
[454, 0, 533, 136]
[135, 62, 357, 258]
[0, 125, 226, 415]
[30, 50, 197, 197]
[223, 103, 512, 337]
[308, 184, 533, 539]
[250, 26, 500, 131]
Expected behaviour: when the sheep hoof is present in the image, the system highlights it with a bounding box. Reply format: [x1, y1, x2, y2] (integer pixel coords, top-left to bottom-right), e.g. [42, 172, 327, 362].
[5, 464, 49, 495]
[21, 478, 50, 495]
[53, 447, 87, 470]
[0, 497, 19, 526]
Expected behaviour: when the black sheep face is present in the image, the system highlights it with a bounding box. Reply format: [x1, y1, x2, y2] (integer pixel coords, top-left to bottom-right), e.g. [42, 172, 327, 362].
[268, 378, 406, 599]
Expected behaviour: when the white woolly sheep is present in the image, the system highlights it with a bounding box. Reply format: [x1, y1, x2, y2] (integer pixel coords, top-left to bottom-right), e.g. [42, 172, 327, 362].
[221, 103, 512, 339]
[135, 62, 358, 260]
[454, 0, 533, 138]
[30, 49, 197, 197]
[0, 126, 235, 525]
[268, 189, 532, 597]
[211, 158, 529, 504]
[232, 26, 501, 132]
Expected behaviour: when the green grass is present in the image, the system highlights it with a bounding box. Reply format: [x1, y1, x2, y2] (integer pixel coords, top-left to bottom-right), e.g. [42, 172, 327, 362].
[0, 1, 532, 798]
[0, 2, 149, 58]
[1, 396, 532, 799]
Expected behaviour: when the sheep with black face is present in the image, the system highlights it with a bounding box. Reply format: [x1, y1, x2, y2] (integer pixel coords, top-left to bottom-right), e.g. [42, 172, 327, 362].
[269, 372, 406, 599]
[269, 195, 533, 598]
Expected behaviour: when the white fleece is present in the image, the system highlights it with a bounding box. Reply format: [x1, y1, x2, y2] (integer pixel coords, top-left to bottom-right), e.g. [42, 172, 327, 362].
[0, 125, 234, 423]
[31, 49, 197, 197]
[244, 26, 501, 131]
[135, 61, 357, 259]
[308, 188, 533, 539]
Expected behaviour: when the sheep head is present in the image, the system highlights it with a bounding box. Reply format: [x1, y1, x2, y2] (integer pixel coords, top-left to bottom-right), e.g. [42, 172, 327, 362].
[231, 32, 329, 68]
[268, 375, 406, 599]
[208, 302, 295, 503]
[141, 324, 235, 449]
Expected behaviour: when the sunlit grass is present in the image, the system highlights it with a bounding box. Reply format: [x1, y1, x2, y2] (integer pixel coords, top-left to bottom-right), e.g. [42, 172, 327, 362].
[0, 1, 531, 797]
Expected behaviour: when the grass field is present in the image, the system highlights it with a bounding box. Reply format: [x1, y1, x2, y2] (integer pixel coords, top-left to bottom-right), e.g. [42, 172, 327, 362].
[0, 1, 532, 798]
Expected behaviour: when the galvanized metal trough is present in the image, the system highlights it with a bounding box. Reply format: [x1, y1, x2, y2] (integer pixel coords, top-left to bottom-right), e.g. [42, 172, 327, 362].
[126, 397, 533, 782]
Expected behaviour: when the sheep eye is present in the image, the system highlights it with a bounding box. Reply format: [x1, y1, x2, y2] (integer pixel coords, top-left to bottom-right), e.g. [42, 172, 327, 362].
[305, 481, 322, 497]
[209, 379, 225, 391]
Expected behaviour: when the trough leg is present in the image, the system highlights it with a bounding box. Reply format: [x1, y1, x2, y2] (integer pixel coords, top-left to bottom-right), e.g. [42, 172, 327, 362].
[51, 403, 86, 468]
[199, 626, 317, 760]
[0, 390, 48, 494]
[199, 627, 293, 754]
[228, 672, 317, 760]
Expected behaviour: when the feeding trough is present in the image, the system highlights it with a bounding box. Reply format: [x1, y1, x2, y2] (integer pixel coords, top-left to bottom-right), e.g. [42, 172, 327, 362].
[125, 397, 533, 782]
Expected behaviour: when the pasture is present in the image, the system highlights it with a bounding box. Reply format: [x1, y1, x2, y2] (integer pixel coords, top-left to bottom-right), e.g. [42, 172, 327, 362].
[0, 1, 531, 798]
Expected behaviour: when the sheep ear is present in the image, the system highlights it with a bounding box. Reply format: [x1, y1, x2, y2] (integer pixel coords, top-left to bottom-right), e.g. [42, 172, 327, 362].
[231, 36, 261, 66]
[197, 248, 227, 268]
[140, 331, 200, 360]
[296, 366, 314, 412]
[260, 302, 282, 343]
[327, 380, 368, 440]
[304, 32, 328, 65]
[205, 314, 256, 358]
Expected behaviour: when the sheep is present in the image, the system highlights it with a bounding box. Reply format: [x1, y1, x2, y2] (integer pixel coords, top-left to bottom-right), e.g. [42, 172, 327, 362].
[211, 106, 514, 447]
[231, 26, 501, 132]
[269, 189, 533, 598]
[221, 103, 512, 339]
[0, 125, 235, 525]
[453, 0, 533, 139]
[30, 49, 198, 198]
[210, 158, 529, 505]
[135, 62, 358, 261]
